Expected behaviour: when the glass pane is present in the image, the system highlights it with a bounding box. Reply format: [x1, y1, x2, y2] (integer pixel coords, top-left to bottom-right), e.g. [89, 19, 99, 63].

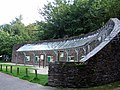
[26, 56, 30, 61]
[40, 55, 44, 60]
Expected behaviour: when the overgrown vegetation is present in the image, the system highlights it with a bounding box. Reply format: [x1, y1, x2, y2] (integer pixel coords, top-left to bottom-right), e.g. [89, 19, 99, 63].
[0, 64, 48, 86]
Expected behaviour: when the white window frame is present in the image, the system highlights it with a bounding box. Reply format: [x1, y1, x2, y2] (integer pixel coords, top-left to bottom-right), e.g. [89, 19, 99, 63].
[26, 56, 30, 61]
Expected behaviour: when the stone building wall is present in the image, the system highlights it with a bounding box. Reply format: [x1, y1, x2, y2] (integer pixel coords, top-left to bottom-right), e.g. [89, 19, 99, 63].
[12, 46, 82, 65]
[48, 33, 120, 88]
[12, 44, 24, 63]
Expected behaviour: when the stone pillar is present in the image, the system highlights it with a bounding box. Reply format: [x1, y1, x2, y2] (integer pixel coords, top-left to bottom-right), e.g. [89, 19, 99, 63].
[43, 51, 47, 67]
[32, 52, 35, 67]
[15, 53, 18, 65]
[83, 47, 87, 55]
[54, 50, 58, 62]
[87, 44, 90, 53]
[102, 34, 106, 42]
[75, 49, 79, 62]
[23, 52, 26, 66]
[65, 50, 69, 62]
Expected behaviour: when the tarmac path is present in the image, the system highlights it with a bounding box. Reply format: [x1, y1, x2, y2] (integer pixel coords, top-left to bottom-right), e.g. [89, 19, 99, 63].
[0, 72, 56, 90]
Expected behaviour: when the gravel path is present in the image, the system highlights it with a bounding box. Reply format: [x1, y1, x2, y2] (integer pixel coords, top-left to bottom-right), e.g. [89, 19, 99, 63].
[0, 72, 56, 90]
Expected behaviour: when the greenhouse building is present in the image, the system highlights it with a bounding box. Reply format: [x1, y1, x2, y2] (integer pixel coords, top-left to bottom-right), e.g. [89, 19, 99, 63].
[12, 18, 117, 67]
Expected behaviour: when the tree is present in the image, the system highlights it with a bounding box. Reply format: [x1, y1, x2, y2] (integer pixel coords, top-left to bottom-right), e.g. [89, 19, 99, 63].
[25, 22, 40, 41]
[39, 0, 111, 39]
[40, 0, 120, 39]
[39, 0, 73, 39]
[10, 15, 26, 36]
[0, 15, 35, 60]
[0, 24, 12, 34]
[0, 30, 28, 60]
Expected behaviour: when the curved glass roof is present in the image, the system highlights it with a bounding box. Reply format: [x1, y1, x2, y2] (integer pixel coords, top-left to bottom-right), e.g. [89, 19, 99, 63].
[17, 33, 98, 52]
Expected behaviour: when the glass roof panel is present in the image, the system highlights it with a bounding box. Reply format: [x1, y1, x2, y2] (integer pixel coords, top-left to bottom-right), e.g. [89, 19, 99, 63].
[17, 33, 98, 52]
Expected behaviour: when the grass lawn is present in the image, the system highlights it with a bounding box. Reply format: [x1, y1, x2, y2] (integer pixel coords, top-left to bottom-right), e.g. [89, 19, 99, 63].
[0, 64, 48, 86]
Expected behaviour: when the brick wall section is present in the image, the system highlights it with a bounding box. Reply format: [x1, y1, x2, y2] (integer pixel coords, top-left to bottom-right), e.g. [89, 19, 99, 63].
[12, 44, 24, 63]
[48, 33, 120, 88]
[12, 47, 60, 65]
[12, 46, 81, 65]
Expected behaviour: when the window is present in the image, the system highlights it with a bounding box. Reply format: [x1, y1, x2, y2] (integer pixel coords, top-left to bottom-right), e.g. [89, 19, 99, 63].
[40, 55, 44, 60]
[98, 37, 102, 41]
[35, 56, 39, 61]
[68, 56, 74, 62]
[59, 51, 64, 57]
[25, 56, 30, 61]
[47, 56, 53, 62]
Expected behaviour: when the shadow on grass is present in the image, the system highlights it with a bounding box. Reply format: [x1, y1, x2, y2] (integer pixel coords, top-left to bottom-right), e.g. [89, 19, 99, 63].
[21, 75, 30, 80]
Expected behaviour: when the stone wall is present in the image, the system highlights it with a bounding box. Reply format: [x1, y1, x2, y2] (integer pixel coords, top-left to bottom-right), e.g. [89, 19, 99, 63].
[12, 44, 24, 63]
[12, 46, 80, 65]
[48, 33, 120, 88]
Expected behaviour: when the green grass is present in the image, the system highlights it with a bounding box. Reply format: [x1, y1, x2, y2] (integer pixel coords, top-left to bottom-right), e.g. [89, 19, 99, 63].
[0, 64, 48, 86]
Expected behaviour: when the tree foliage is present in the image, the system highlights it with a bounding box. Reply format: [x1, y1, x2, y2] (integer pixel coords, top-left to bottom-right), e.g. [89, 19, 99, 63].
[0, 15, 39, 59]
[39, 0, 120, 39]
[0, 31, 26, 56]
